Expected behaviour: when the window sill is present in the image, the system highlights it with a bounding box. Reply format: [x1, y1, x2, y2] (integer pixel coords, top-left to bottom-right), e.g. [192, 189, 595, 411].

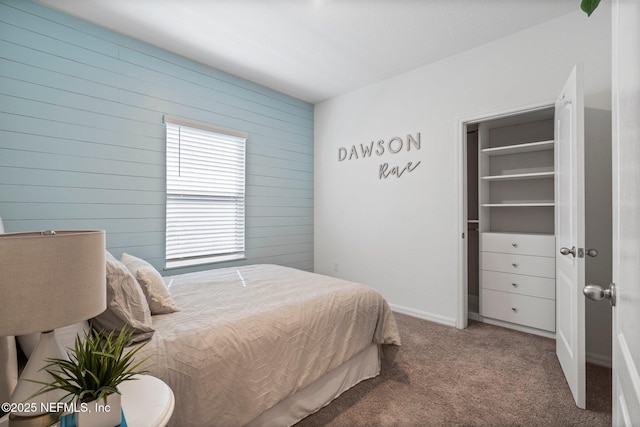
[165, 253, 246, 270]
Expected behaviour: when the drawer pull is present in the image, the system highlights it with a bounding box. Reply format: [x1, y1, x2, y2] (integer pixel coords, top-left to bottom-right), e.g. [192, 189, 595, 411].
[512, 242, 518, 248]
[511, 307, 518, 312]
[511, 262, 518, 268]
[511, 282, 518, 288]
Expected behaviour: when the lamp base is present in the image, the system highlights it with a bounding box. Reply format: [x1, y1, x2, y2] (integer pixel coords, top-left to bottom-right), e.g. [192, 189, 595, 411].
[9, 412, 60, 427]
[10, 331, 67, 420]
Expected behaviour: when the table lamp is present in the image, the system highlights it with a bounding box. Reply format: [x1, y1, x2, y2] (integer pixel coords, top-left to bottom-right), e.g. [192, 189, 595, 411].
[0, 230, 106, 427]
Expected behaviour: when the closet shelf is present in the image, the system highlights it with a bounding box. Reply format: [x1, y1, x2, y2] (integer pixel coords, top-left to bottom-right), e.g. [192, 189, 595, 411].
[481, 171, 554, 181]
[481, 140, 554, 156]
[482, 202, 555, 207]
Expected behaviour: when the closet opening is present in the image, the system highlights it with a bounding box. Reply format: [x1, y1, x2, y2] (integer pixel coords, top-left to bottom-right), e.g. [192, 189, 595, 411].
[459, 104, 556, 337]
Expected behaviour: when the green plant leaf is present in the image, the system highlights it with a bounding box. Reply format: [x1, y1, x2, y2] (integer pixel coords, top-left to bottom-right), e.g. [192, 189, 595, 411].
[581, 0, 602, 16]
[26, 326, 149, 403]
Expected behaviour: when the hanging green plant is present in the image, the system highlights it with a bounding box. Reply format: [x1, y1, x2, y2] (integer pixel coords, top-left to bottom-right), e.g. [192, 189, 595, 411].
[581, 0, 602, 16]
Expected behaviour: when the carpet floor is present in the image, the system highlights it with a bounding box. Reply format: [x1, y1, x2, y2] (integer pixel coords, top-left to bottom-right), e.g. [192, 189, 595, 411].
[296, 312, 611, 426]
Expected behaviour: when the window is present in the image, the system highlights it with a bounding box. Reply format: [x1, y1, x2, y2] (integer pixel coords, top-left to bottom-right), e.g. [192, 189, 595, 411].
[164, 115, 247, 269]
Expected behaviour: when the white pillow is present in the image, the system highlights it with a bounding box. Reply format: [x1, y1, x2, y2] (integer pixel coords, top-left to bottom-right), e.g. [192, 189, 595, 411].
[91, 251, 154, 342]
[120, 253, 179, 315]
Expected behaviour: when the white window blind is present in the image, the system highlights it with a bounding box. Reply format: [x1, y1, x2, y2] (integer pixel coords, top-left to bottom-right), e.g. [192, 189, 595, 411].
[165, 116, 247, 269]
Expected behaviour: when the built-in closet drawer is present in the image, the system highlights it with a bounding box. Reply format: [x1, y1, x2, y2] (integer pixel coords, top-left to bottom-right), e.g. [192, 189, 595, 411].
[481, 233, 554, 257]
[479, 232, 556, 333]
[481, 289, 555, 332]
[481, 270, 555, 300]
[480, 252, 555, 278]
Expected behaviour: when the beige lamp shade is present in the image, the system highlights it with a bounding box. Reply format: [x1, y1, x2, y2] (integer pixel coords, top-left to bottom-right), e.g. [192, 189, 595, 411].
[0, 230, 107, 337]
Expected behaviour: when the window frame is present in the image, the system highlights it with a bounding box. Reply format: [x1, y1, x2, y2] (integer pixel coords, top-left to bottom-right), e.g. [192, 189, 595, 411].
[164, 115, 248, 269]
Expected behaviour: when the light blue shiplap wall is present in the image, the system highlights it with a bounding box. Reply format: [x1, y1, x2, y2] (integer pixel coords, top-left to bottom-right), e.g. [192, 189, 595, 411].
[0, 0, 314, 273]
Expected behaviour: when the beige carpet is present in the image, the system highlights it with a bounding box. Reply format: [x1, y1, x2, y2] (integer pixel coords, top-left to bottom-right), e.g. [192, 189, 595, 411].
[296, 312, 611, 426]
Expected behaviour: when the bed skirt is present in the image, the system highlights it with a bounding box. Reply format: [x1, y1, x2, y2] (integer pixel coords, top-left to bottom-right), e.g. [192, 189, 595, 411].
[246, 343, 380, 427]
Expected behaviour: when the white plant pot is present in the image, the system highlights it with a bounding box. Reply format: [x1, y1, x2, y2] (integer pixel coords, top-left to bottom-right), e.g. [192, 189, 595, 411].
[76, 392, 122, 427]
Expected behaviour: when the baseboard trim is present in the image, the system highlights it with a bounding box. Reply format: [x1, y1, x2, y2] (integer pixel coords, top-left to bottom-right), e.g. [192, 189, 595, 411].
[587, 351, 612, 368]
[390, 304, 456, 327]
[479, 317, 556, 339]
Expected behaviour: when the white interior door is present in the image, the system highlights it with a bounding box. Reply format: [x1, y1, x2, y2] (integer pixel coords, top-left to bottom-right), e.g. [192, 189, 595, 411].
[611, 0, 640, 423]
[554, 65, 586, 409]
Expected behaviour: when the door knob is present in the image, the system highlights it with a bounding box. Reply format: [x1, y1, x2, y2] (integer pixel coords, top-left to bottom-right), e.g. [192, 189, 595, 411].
[583, 283, 616, 307]
[560, 246, 576, 257]
[586, 248, 599, 257]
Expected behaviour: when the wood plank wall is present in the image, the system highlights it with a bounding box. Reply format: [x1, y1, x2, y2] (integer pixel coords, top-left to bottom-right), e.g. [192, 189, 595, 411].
[0, 0, 314, 273]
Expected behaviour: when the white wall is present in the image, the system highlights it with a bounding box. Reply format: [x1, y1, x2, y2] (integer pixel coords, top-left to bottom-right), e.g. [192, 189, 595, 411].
[314, 9, 611, 328]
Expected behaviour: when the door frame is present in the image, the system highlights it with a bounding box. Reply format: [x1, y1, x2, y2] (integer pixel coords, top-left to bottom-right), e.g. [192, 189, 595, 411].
[611, 0, 640, 421]
[456, 100, 555, 330]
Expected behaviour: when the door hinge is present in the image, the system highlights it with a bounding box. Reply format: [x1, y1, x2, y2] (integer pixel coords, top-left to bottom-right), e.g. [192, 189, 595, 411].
[462, 232, 465, 239]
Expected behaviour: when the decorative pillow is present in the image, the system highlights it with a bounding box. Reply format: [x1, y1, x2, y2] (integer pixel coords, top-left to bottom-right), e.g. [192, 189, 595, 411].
[91, 251, 154, 343]
[120, 253, 180, 315]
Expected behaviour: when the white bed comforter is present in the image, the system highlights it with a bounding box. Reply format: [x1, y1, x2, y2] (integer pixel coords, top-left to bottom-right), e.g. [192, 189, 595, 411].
[134, 264, 400, 427]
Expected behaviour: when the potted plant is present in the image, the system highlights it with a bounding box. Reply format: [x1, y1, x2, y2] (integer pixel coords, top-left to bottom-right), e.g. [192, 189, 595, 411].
[31, 327, 149, 427]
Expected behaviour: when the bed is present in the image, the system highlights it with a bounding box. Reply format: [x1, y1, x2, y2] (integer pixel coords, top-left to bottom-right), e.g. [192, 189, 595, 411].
[2, 259, 400, 426]
[128, 263, 400, 426]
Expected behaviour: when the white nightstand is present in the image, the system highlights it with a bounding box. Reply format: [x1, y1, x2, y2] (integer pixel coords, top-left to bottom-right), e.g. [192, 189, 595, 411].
[120, 374, 175, 427]
[0, 375, 174, 427]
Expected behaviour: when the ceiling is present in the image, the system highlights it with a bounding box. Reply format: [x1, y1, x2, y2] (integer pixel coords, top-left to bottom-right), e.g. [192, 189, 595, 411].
[35, 0, 578, 104]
